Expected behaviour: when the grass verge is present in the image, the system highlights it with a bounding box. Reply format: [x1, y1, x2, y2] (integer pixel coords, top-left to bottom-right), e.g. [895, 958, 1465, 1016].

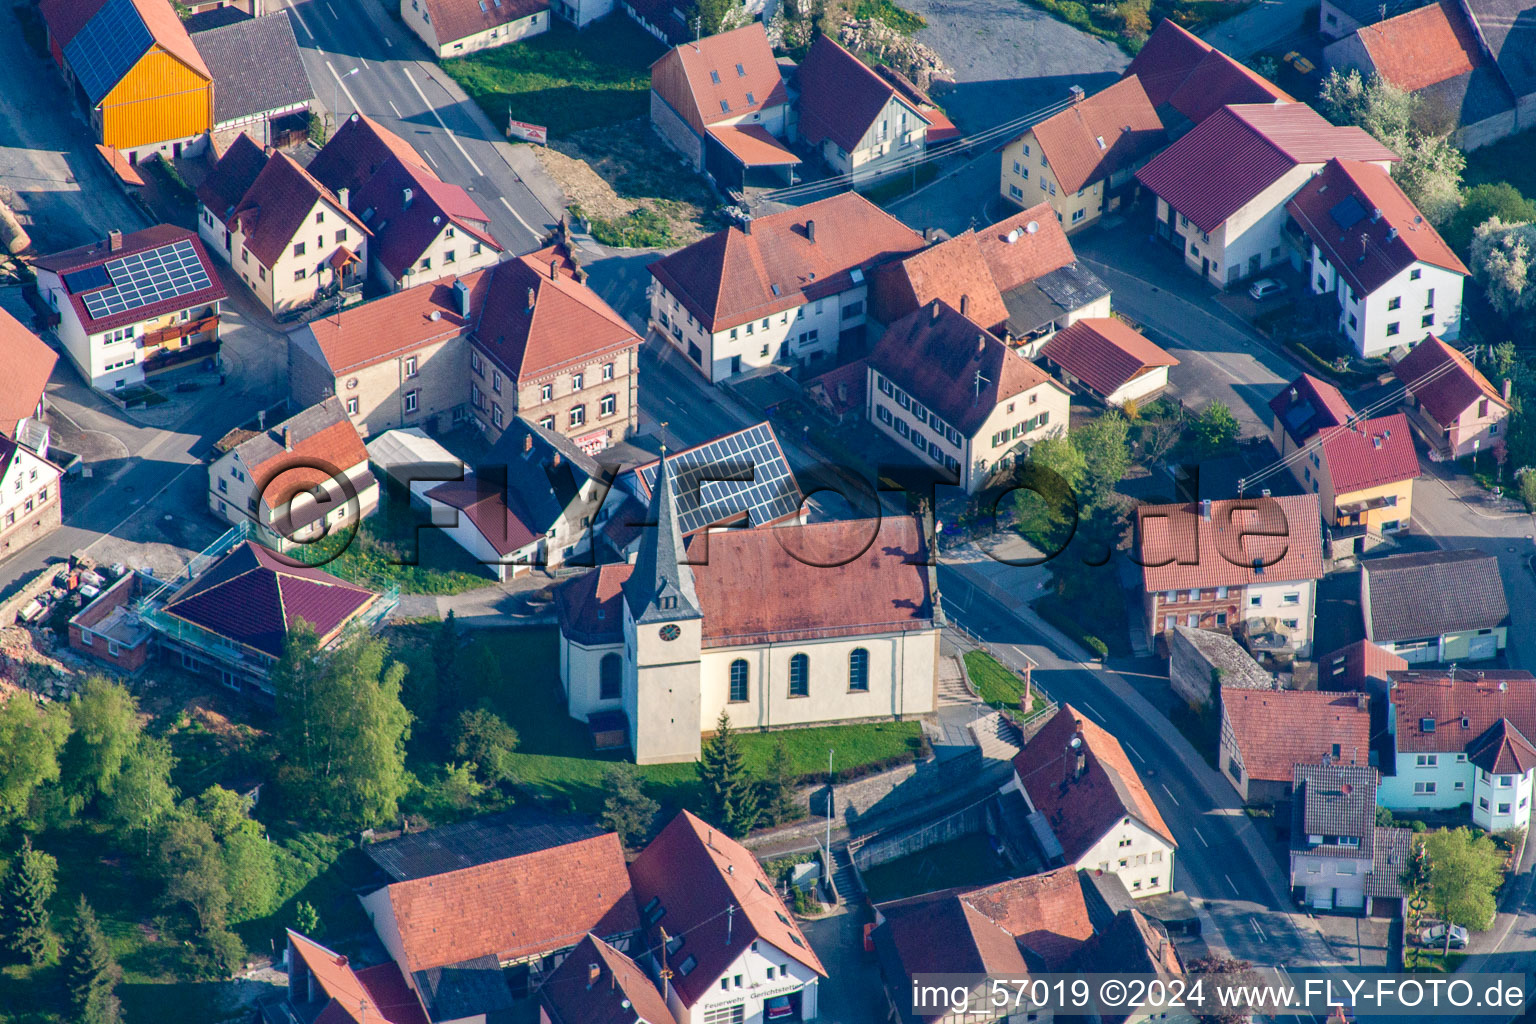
[963, 649, 1047, 712]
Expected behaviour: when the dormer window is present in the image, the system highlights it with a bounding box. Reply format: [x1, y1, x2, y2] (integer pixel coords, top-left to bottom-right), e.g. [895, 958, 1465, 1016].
[1337, 836, 1361, 847]
[1308, 834, 1323, 845]
[1421, 717, 1437, 733]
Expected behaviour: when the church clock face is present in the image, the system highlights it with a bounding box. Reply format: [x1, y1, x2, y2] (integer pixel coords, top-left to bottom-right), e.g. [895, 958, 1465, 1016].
[658, 624, 681, 642]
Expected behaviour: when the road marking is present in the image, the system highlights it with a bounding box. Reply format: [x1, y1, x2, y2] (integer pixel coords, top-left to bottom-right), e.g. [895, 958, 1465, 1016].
[1078, 699, 1104, 720]
[499, 195, 541, 242]
[1159, 782, 1180, 807]
[1192, 825, 1210, 847]
[82, 460, 200, 555]
[360, 57, 370, 70]
[325, 0, 339, 17]
[326, 60, 362, 116]
[282, 0, 314, 42]
[402, 66, 484, 175]
[1123, 740, 1145, 763]
[1250, 918, 1267, 942]
[422, 149, 438, 169]
[388, 99, 404, 119]
[1224, 874, 1240, 896]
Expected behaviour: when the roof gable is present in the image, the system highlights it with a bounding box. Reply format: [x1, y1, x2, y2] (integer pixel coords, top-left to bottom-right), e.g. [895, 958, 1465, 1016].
[540, 934, 679, 1024]
[191, 12, 312, 125]
[302, 269, 486, 374]
[1362, 548, 1509, 641]
[1391, 670, 1536, 753]
[1029, 77, 1166, 194]
[1392, 335, 1508, 426]
[288, 931, 428, 1024]
[656, 23, 788, 128]
[1356, 0, 1482, 91]
[308, 114, 436, 197]
[419, 0, 549, 45]
[52, 0, 211, 102]
[198, 133, 270, 223]
[959, 867, 1097, 969]
[1269, 372, 1354, 445]
[1465, 0, 1536, 97]
[1122, 20, 1290, 123]
[232, 151, 366, 267]
[874, 230, 1010, 329]
[34, 224, 226, 335]
[1316, 412, 1420, 494]
[352, 154, 501, 280]
[796, 35, 924, 152]
[0, 308, 58, 432]
[1040, 316, 1177, 397]
[1222, 688, 1371, 782]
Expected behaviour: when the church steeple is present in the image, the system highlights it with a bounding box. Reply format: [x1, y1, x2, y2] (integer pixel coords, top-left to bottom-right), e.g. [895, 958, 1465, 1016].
[624, 448, 700, 623]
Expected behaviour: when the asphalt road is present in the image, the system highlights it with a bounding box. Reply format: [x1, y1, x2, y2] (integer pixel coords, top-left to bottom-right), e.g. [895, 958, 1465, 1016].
[278, 0, 555, 253]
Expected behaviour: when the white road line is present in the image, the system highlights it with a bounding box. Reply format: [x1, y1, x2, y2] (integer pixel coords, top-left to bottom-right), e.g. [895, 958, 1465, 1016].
[1250, 918, 1267, 941]
[1224, 874, 1240, 896]
[361, 57, 370, 70]
[499, 196, 541, 242]
[82, 460, 200, 555]
[282, 0, 314, 42]
[1159, 782, 1180, 807]
[402, 66, 484, 176]
[1191, 825, 1210, 848]
[388, 100, 404, 119]
[422, 149, 438, 169]
[1078, 699, 1105, 720]
[325, 0, 339, 17]
[1123, 740, 1145, 763]
[326, 60, 362, 116]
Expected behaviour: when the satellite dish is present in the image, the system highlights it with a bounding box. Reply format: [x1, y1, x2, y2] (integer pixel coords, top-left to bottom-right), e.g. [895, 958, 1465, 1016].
[1006, 228, 1021, 243]
[1069, 735, 1083, 750]
[1025, 221, 1039, 234]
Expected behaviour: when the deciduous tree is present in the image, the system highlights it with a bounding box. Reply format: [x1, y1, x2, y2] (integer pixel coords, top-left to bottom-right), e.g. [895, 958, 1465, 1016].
[600, 765, 658, 850]
[1074, 411, 1131, 515]
[1472, 218, 1536, 316]
[0, 697, 68, 826]
[1012, 434, 1084, 550]
[62, 897, 120, 1024]
[696, 712, 760, 838]
[100, 736, 177, 843]
[453, 707, 519, 785]
[158, 814, 229, 933]
[1423, 827, 1504, 951]
[59, 678, 140, 814]
[1190, 401, 1239, 456]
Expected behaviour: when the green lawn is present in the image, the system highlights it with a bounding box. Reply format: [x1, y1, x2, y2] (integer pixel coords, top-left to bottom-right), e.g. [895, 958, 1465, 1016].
[963, 650, 1046, 713]
[391, 625, 925, 814]
[442, 19, 664, 138]
[859, 833, 1012, 902]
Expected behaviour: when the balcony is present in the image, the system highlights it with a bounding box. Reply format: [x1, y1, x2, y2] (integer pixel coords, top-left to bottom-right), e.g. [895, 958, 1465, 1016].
[143, 313, 218, 349]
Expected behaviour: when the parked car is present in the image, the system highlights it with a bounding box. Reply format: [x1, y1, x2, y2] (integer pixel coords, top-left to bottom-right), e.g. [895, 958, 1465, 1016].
[1418, 922, 1468, 948]
[1248, 278, 1288, 301]
[766, 996, 795, 1020]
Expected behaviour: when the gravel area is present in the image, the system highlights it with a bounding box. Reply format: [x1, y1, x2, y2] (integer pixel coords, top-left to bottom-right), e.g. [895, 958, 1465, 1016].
[903, 0, 1129, 133]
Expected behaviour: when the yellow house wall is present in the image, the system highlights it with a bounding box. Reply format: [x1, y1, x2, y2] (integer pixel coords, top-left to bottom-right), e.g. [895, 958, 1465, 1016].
[998, 129, 1104, 230]
[99, 47, 213, 151]
[1332, 478, 1414, 531]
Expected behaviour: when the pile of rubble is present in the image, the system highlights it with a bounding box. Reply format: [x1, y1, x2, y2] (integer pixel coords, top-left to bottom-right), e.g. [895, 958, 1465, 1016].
[835, 20, 950, 89]
[0, 624, 77, 702]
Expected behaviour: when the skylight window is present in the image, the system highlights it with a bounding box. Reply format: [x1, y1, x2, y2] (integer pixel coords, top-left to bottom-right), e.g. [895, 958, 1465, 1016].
[710, 70, 721, 84]
[736, 62, 746, 76]
[788, 933, 805, 948]
[746, 92, 755, 105]
[678, 955, 698, 976]
[720, 100, 730, 113]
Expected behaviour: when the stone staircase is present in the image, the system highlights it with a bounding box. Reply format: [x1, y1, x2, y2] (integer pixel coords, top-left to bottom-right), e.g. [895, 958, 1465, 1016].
[937, 654, 974, 707]
[831, 845, 861, 905]
[969, 710, 1023, 762]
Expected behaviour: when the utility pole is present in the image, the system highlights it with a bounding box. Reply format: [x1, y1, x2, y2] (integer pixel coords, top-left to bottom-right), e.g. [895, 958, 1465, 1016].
[825, 748, 834, 857]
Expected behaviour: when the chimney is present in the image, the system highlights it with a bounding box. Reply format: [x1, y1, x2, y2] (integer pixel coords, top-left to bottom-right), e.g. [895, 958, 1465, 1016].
[806, 219, 816, 243]
[550, 451, 562, 468]
[1068, 84, 1085, 104]
[1504, 378, 1514, 402]
[1289, 386, 1298, 401]
[107, 229, 122, 252]
[453, 279, 471, 318]
[282, 426, 292, 451]
[1358, 235, 1368, 264]
[959, 294, 969, 317]
[523, 432, 533, 453]
[836, 380, 848, 403]
[1370, 207, 1382, 223]
[930, 301, 941, 322]
[403, 187, 414, 210]
[975, 334, 986, 359]
[338, 186, 350, 209]
[1065, 725, 1087, 781]
[1199, 498, 1212, 521]
[549, 258, 559, 281]
[526, 287, 536, 312]
[1356, 693, 1368, 712]
[587, 963, 601, 990]
[741, 216, 752, 235]
[1386, 227, 1398, 243]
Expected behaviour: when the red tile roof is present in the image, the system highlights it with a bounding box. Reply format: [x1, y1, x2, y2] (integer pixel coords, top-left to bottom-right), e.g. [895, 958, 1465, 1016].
[1390, 670, 1536, 753]
[873, 889, 1029, 1019]
[648, 192, 925, 332]
[95, 144, 144, 187]
[418, 0, 548, 45]
[1028, 77, 1166, 195]
[870, 301, 1064, 435]
[1319, 638, 1408, 690]
[706, 124, 801, 166]
[303, 270, 486, 375]
[539, 934, 679, 1024]
[1286, 159, 1467, 296]
[288, 931, 428, 1024]
[381, 831, 638, 973]
[34, 224, 227, 335]
[1392, 335, 1509, 427]
[1012, 705, 1175, 863]
[197, 132, 269, 224]
[423, 474, 538, 556]
[1136, 493, 1324, 591]
[1269, 373, 1354, 445]
[0, 308, 57, 433]
[651, 24, 789, 132]
[475, 244, 640, 382]
[1136, 104, 1398, 233]
[352, 155, 501, 281]
[872, 231, 1011, 330]
[161, 541, 379, 659]
[308, 114, 435, 198]
[1355, 0, 1480, 92]
[795, 35, 928, 153]
[1040, 316, 1177, 398]
[1122, 20, 1291, 123]
[229, 150, 368, 268]
[235, 399, 372, 507]
[1467, 718, 1536, 774]
[629, 811, 825, 1009]
[1317, 412, 1420, 494]
[1221, 688, 1372, 782]
[959, 867, 1097, 969]
[555, 515, 935, 647]
[974, 204, 1079, 292]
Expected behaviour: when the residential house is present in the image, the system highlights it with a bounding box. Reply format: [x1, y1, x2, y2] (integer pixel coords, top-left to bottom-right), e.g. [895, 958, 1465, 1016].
[189, 12, 312, 147]
[307, 114, 505, 293]
[1040, 316, 1177, 407]
[868, 203, 1112, 354]
[649, 24, 798, 190]
[1137, 103, 1398, 288]
[1290, 763, 1409, 915]
[69, 570, 154, 673]
[1121, 19, 1292, 135]
[34, 225, 226, 392]
[359, 808, 640, 1017]
[554, 456, 937, 764]
[871, 867, 1103, 1024]
[283, 930, 428, 1024]
[40, 0, 214, 161]
[1392, 334, 1511, 458]
[424, 416, 606, 579]
[1361, 548, 1509, 663]
[648, 192, 925, 383]
[197, 141, 371, 314]
[795, 35, 932, 184]
[1219, 689, 1372, 804]
[208, 397, 378, 550]
[1074, 909, 1194, 1024]
[865, 300, 1071, 492]
[1006, 705, 1178, 897]
[1321, 0, 1536, 150]
[999, 76, 1165, 232]
[1287, 159, 1467, 356]
[366, 427, 465, 500]
[403, 0, 549, 58]
[1381, 668, 1536, 829]
[628, 810, 827, 1024]
[290, 240, 639, 450]
[1267, 374, 1419, 552]
[0, 307, 59, 447]
[1167, 624, 1273, 709]
[1319, 638, 1408, 696]
[0, 436, 63, 560]
[1135, 494, 1325, 656]
[539, 934, 678, 1024]
[142, 538, 387, 697]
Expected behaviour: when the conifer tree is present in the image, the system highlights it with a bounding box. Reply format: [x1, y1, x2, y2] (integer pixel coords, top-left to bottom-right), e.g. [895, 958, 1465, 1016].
[696, 712, 760, 837]
[2, 836, 57, 965]
[63, 897, 120, 1024]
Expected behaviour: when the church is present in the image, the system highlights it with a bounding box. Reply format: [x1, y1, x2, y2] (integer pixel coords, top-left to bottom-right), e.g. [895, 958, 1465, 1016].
[555, 453, 942, 764]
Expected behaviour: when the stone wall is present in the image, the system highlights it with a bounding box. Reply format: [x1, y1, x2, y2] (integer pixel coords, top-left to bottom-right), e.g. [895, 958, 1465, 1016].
[851, 797, 993, 870]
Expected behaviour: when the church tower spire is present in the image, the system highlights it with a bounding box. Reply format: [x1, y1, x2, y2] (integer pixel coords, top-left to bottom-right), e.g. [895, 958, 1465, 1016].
[624, 448, 700, 623]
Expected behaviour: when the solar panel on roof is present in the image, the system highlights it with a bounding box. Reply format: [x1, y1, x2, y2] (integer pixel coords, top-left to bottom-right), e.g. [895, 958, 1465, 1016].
[638, 424, 802, 534]
[1329, 196, 1367, 232]
[63, 265, 111, 294]
[63, 0, 154, 104]
[78, 239, 212, 322]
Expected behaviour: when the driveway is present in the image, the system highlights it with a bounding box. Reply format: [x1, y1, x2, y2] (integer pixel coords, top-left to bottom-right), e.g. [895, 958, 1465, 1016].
[801, 908, 887, 1024]
[1202, 0, 1317, 60]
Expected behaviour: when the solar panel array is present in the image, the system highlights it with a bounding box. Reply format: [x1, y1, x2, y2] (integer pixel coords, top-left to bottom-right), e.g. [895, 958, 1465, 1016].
[638, 423, 802, 535]
[64, 0, 153, 103]
[78, 240, 213, 322]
